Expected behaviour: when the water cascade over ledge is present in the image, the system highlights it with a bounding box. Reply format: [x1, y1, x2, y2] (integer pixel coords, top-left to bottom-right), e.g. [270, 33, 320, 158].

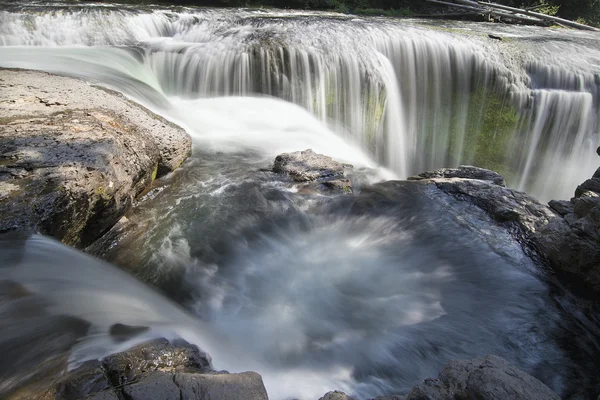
[1, 3, 600, 200]
[2, 3, 600, 400]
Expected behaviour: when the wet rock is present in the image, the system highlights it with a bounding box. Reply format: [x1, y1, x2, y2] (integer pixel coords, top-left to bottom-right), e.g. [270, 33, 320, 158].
[548, 199, 573, 216]
[575, 177, 600, 197]
[319, 391, 357, 400]
[56, 361, 111, 400]
[573, 191, 600, 218]
[174, 371, 269, 400]
[408, 165, 506, 186]
[0, 69, 192, 247]
[273, 149, 353, 194]
[410, 165, 600, 295]
[404, 355, 559, 400]
[102, 338, 211, 388]
[56, 338, 214, 400]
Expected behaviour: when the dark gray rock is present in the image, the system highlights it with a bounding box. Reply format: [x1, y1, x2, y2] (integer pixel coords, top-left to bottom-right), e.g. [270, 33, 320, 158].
[88, 391, 120, 400]
[103, 338, 211, 388]
[408, 165, 506, 186]
[405, 355, 559, 400]
[548, 199, 574, 216]
[174, 371, 269, 400]
[319, 390, 357, 400]
[56, 360, 111, 400]
[573, 191, 600, 218]
[122, 372, 180, 400]
[273, 149, 352, 194]
[575, 177, 600, 197]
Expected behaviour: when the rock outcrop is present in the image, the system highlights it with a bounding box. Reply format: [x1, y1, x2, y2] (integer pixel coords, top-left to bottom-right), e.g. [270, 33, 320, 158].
[55, 339, 268, 400]
[409, 165, 600, 295]
[364, 356, 560, 400]
[0, 69, 192, 247]
[273, 149, 353, 194]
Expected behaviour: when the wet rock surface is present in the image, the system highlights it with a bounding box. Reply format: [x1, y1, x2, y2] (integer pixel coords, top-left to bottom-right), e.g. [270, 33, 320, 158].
[369, 356, 559, 400]
[55, 338, 267, 400]
[408, 165, 506, 186]
[0, 69, 192, 247]
[273, 149, 353, 194]
[407, 165, 600, 296]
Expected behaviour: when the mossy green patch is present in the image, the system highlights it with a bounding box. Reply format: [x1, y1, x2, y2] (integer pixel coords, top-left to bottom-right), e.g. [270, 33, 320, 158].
[448, 86, 519, 180]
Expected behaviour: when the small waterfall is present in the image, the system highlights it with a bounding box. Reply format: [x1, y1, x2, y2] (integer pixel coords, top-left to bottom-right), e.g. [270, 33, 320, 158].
[1, 5, 599, 199]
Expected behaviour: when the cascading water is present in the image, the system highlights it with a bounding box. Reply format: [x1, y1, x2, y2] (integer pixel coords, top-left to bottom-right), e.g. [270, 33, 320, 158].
[1, 2, 600, 400]
[1, 3, 599, 200]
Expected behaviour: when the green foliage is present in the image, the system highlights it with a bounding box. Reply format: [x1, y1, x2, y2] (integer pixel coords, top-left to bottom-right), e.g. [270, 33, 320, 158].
[526, 0, 560, 16]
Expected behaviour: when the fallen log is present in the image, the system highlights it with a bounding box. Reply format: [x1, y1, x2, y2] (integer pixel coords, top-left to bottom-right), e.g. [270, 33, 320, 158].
[477, 1, 600, 31]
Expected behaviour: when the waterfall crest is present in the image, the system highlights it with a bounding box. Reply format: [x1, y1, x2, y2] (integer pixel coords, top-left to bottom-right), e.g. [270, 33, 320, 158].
[1, 5, 599, 198]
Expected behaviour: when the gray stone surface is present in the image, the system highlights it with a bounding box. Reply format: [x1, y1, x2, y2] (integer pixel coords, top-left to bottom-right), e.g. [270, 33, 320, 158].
[174, 371, 269, 400]
[405, 355, 560, 400]
[408, 166, 600, 295]
[0, 69, 191, 247]
[103, 338, 211, 388]
[273, 149, 352, 194]
[408, 165, 506, 186]
[319, 390, 357, 400]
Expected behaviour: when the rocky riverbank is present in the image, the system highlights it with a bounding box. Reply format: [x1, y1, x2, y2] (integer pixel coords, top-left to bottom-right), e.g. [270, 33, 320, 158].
[1, 65, 598, 400]
[0, 68, 192, 248]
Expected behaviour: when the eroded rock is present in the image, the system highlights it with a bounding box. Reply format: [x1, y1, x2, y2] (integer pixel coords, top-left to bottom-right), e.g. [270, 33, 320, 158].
[273, 149, 353, 193]
[404, 355, 559, 400]
[0, 69, 192, 247]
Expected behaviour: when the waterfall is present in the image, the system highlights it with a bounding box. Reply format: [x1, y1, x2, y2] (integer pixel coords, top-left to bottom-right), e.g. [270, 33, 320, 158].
[1, 4, 599, 200]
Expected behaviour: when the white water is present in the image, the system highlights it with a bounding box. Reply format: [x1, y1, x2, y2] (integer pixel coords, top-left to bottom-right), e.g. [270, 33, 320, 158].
[1, 4, 599, 199]
[2, 3, 600, 400]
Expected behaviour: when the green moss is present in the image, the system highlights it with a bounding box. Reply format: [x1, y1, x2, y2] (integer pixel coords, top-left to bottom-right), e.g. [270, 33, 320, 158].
[151, 164, 158, 181]
[448, 87, 519, 179]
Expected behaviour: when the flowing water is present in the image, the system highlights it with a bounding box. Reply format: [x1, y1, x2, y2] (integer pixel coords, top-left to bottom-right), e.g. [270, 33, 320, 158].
[1, 2, 600, 400]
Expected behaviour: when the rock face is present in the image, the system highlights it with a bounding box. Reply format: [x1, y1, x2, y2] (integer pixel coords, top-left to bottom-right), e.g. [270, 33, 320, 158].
[273, 149, 352, 193]
[326, 356, 559, 400]
[408, 165, 600, 295]
[319, 391, 357, 400]
[0, 69, 192, 247]
[55, 339, 268, 400]
[381, 356, 559, 400]
[409, 165, 506, 186]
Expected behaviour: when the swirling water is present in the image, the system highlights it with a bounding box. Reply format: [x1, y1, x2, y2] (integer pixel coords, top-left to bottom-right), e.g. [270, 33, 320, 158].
[1, 2, 600, 400]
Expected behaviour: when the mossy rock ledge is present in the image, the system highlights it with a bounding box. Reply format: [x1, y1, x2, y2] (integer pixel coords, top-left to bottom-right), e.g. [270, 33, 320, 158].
[0, 69, 192, 248]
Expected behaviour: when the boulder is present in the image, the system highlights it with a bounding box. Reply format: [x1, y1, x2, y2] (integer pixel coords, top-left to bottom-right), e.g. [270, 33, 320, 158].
[0, 69, 192, 247]
[54, 338, 269, 400]
[405, 165, 600, 295]
[273, 149, 353, 194]
[319, 390, 357, 400]
[408, 165, 506, 186]
[404, 355, 559, 400]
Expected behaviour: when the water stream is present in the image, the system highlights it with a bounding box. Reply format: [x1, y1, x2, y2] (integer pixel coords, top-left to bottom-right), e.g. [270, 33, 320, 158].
[1, 2, 600, 400]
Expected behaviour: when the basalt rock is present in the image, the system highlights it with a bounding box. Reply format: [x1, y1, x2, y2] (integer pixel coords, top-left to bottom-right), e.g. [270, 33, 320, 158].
[0, 69, 192, 247]
[328, 356, 559, 400]
[55, 338, 267, 400]
[273, 149, 353, 194]
[407, 165, 600, 296]
[408, 165, 506, 186]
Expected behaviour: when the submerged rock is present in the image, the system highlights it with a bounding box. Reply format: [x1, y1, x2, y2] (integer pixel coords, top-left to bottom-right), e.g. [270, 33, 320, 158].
[0, 69, 192, 247]
[273, 149, 353, 194]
